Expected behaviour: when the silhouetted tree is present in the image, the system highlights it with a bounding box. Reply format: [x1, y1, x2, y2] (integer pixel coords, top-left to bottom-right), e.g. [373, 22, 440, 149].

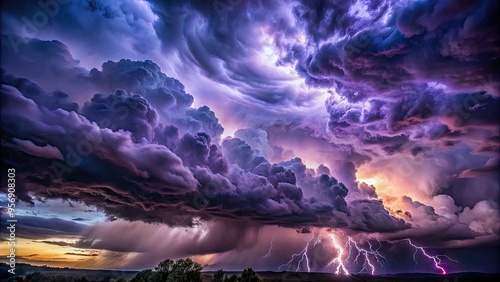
[240, 268, 260, 282]
[155, 259, 173, 281]
[130, 258, 202, 282]
[212, 269, 225, 282]
[167, 258, 203, 282]
[130, 269, 160, 282]
[223, 274, 238, 282]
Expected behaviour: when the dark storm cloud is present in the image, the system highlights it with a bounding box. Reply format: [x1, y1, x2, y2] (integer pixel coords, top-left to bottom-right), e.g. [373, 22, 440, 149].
[288, 0, 500, 164]
[87, 59, 193, 111]
[349, 200, 409, 232]
[87, 59, 225, 139]
[1, 70, 79, 112]
[147, 0, 319, 106]
[220, 137, 407, 229]
[322, 83, 499, 162]
[3, 43, 224, 143]
[183, 106, 225, 139]
[81, 89, 159, 142]
[1, 68, 407, 232]
[294, 0, 499, 96]
[234, 128, 286, 162]
[0, 215, 87, 239]
[292, 0, 391, 45]
[221, 138, 256, 171]
[1, 0, 316, 106]
[175, 132, 228, 174]
[0, 35, 90, 94]
[1, 78, 198, 221]
[0, 0, 161, 61]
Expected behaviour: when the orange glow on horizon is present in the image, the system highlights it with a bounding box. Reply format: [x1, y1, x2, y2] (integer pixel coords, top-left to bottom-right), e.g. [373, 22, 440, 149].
[0, 237, 101, 268]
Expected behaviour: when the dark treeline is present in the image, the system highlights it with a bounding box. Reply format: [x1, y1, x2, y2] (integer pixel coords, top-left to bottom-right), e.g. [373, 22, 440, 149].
[1, 259, 283, 282]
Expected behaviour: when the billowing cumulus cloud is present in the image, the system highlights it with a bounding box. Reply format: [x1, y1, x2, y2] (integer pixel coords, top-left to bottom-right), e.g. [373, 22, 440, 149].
[293, 0, 499, 96]
[81, 90, 159, 142]
[88, 59, 194, 110]
[284, 0, 500, 163]
[1, 67, 406, 232]
[87, 59, 227, 139]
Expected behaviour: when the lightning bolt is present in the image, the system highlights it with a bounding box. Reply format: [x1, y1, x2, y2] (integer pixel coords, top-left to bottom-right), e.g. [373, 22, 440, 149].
[296, 237, 312, 272]
[367, 239, 389, 266]
[345, 237, 353, 262]
[262, 234, 275, 258]
[405, 239, 449, 275]
[437, 255, 460, 264]
[347, 237, 376, 275]
[278, 234, 314, 272]
[327, 234, 350, 275]
[342, 237, 389, 275]
[276, 231, 457, 275]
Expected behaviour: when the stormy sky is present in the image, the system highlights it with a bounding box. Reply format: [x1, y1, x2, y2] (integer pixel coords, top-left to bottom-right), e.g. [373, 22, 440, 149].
[0, 0, 498, 274]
